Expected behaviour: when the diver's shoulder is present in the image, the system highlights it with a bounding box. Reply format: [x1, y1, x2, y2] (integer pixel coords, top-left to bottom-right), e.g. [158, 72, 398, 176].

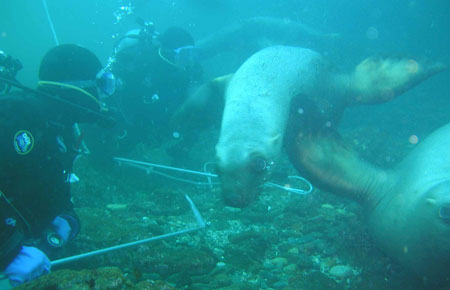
[0, 91, 42, 114]
[0, 90, 36, 102]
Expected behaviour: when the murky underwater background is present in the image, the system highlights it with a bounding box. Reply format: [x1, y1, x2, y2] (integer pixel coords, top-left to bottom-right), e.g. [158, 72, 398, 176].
[1, 0, 450, 289]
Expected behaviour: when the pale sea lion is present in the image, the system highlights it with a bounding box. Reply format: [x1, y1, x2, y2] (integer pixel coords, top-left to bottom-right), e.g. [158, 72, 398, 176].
[216, 46, 327, 206]
[214, 45, 445, 207]
[180, 45, 447, 282]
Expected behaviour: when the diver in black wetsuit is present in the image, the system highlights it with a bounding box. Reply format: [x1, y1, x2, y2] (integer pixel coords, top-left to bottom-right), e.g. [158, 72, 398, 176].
[107, 21, 202, 149]
[0, 45, 114, 286]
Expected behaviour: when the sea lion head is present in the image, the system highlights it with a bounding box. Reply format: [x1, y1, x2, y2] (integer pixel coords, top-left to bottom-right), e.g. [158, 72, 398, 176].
[217, 153, 268, 208]
[398, 179, 450, 280]
[420, 180, 450, 240]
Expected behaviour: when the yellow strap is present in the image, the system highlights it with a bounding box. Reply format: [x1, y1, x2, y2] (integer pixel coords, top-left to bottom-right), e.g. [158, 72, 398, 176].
[37, 80, 108, 111]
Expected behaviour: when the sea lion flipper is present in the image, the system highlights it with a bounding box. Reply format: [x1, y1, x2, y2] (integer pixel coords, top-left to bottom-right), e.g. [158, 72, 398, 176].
[346, 57, 447, 105]
[285, 121, 386, 204]
[170, 73, 233, 131]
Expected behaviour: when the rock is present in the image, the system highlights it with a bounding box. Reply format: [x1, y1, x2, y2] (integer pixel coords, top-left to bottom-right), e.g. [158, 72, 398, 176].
[270, 257, 288, 269]
[273, 280, 289, 289]
[209, 273, 232, 288]
[321, 203, 335, 209]
[329, 265, 354, 279]
[285, 271, 340, 290]
[14, 267, 133, 290]
[297, 253, 314, 269]
[283, 263, 298, 273]
[135, 280, 177, 289]
[215, 282, 260, 290]
[226, 231, 270, 267]
[223, 206, 242, 213]
[216, 261, 226, 267]
[263, 258, 275, 269]
[288, 247, 299, 255]
[164, 247, 217, 276]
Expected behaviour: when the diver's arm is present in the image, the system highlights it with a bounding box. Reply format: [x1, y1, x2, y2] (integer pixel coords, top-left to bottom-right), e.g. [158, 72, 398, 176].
[196, 17, 339, 60]
[0, 193, 26, 271]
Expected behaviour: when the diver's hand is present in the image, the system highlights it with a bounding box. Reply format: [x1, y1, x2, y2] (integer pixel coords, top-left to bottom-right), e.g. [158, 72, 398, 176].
[3, 246, 51, 286]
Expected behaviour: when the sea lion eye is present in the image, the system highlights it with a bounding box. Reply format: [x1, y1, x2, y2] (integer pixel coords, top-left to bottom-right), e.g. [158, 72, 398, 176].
[251, 157, 267, 172]
[438, 203, 450, 224]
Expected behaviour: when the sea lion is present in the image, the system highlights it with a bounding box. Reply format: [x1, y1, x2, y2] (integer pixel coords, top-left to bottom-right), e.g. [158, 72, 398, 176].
[214, 45, 445, 207]
[287, 120, 450, 284]
[369, 123, 450, 283]
[216, 46, 328, 207]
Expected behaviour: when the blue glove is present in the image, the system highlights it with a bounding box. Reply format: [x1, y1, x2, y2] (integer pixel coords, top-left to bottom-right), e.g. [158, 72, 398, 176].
[3, 246, 51, 286]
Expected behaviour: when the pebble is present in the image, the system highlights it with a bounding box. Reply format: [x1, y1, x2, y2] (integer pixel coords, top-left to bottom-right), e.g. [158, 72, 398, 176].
[288, 247, 299, 255]
[283, 263, 297, 273]
[263, 257, 288, 269]
[329, 265, 354, 278]
[216, 262, 226, 267]
[297, 253, 314, 269]
[270, 257, 288, 269]
[273, 280, 289, 289]
[321, 203, 335, 209]
[223, 206, 242, 213]
[106, 203, 127, 211]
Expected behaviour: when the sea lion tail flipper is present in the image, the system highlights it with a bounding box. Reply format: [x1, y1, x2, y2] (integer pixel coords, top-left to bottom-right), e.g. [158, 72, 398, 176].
[347, 57, 447, 105]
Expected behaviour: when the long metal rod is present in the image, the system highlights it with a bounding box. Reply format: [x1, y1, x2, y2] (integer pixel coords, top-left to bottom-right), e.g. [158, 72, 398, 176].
[114, 157, 218, 178]
[0, 225, 204, 287]
[115, 157, 314, 194]
[51, 225, 203, 267]
[51, 194, 205, 267]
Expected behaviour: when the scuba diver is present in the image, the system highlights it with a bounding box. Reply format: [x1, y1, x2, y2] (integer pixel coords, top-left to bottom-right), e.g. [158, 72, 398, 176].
[105, 19, 202, 151]
[0, 44, 115, 286]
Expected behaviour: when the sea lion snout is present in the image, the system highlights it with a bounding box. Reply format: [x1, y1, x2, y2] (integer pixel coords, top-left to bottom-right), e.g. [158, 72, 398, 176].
[220, 174, 260, 208]
[218, 156, 268, 208]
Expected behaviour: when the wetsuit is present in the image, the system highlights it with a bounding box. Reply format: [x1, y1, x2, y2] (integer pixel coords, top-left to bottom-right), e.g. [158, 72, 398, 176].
[0, 91, 80, 270]
[109, 41, 202, 143]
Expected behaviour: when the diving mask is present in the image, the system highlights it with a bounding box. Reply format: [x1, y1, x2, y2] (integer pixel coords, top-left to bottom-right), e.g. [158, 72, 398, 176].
[173, 45, 198, 69]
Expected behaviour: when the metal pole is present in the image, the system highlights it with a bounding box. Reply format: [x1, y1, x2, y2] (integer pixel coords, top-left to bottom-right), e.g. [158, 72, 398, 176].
[52, 194, 205, 267]
[113, 157, 218, 178]
[51, 226, 204, 267]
